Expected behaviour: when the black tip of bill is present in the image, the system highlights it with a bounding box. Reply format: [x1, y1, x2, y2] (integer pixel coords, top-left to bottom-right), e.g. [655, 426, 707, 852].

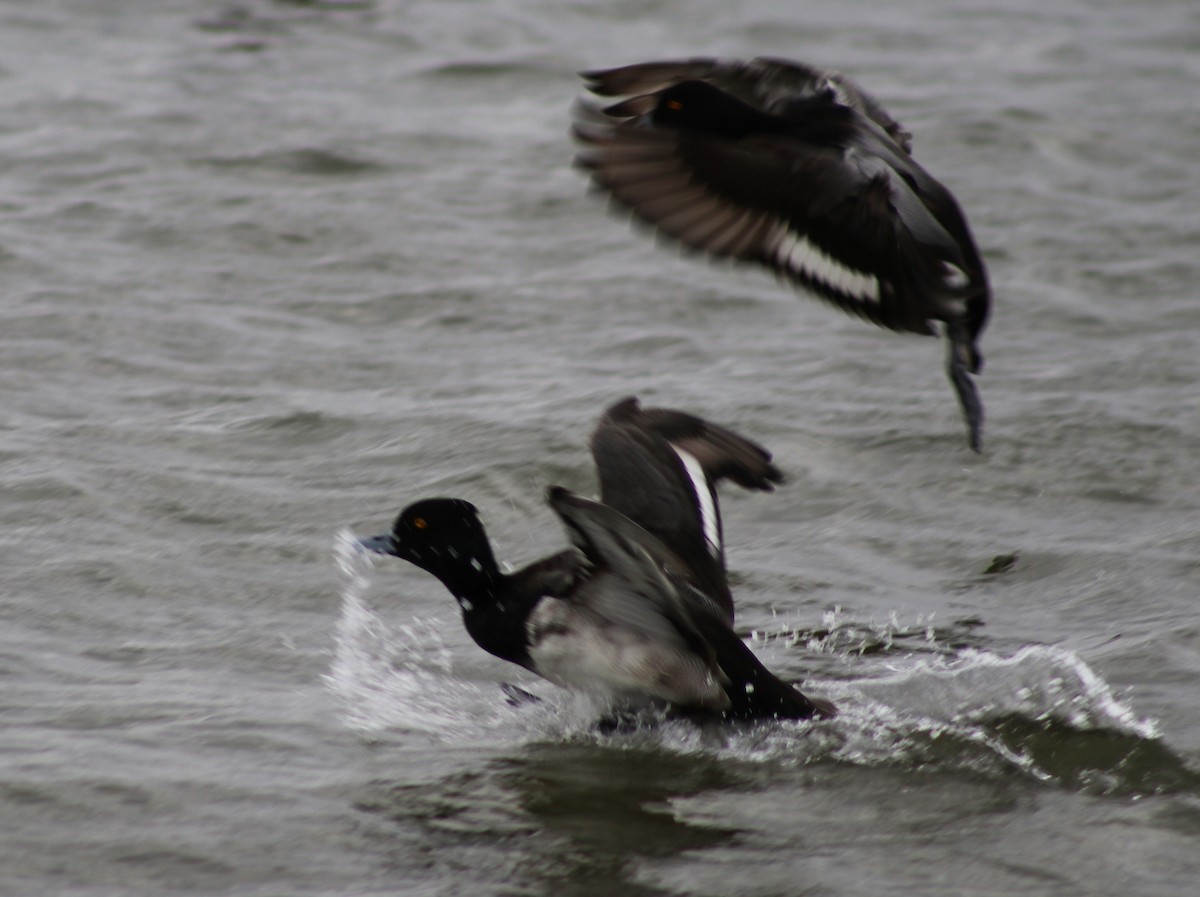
[357, 532, 398, 556]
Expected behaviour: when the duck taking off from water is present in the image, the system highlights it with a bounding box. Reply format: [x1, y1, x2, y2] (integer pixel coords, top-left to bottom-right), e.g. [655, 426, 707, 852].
[358, 398, 834, 722]
[573, 57, 991, 451]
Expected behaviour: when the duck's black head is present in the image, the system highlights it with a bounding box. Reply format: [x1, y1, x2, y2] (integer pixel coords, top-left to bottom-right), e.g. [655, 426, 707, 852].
[359, 498, 501, 599]
[652, 80, 784, 139]
[652, 79, 851, 145]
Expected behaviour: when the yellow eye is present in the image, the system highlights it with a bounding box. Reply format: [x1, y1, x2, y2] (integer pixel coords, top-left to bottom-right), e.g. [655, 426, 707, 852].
[412, 517, 427, 530]
[666, 99, 683, 111]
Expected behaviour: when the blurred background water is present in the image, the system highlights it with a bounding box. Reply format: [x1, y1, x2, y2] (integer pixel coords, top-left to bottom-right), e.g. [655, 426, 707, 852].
[2, 1, 1199, 894]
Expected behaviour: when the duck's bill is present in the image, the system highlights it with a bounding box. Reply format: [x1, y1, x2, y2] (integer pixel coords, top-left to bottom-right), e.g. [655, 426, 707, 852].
[357, 532, 399, 556]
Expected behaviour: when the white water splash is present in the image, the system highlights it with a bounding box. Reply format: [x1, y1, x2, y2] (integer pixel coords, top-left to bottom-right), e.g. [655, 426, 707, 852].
[325, 531, 1162, 785]
[864, 644, 1160, 739]
[325, 530, 606, 743]
[794, 644, 1160, 780]
[325, 529, 479, 737]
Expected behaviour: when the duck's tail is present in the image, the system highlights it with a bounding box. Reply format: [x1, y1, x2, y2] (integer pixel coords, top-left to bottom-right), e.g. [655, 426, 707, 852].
[711, 626, 836, 721]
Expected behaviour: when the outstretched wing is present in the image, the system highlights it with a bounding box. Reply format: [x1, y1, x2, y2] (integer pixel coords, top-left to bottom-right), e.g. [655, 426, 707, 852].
[545, 487, 729, 641]
[589, 396, 782, 624]
[539, 486, 730, 709]
[573, 57, 989, 341]
[546, 487, 835, 721]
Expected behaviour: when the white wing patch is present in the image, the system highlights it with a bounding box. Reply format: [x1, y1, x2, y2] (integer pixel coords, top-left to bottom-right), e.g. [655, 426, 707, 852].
[773, 228, 879, 303]
[673, 446, 720, 559]
[943, 263, 970, 290]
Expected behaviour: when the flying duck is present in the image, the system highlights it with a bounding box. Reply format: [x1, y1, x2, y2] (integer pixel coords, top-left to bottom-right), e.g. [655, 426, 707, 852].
[573, 57, 992, 451]
[358, 399, 834, 721]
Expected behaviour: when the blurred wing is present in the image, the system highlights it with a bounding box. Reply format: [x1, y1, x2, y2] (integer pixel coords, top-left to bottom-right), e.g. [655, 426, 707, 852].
[546, 487, 729, 644]
[575, 106, 912, 332]
[546, 487, 836, 721]
[575, 57, 989, 338]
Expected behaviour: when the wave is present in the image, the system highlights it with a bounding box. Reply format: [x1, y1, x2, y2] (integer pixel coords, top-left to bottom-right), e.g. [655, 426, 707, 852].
[327, 531, 1195, 796]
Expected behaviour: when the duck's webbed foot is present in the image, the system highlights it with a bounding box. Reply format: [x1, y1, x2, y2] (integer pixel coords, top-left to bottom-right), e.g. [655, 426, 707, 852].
[500, 683, 542, 707]
[945, 320, 985, 452]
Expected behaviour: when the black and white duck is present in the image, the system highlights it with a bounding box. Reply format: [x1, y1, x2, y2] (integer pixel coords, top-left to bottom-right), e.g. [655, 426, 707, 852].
[358, 398, 834, 721]
[573, 57, 991, 451]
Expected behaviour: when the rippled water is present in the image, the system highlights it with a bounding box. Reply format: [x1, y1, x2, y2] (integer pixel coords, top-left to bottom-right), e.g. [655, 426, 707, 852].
[4, 1, 1200, 895]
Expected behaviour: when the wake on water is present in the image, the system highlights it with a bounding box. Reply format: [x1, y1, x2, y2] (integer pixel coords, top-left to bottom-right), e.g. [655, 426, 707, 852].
[326, 531, 1191, 796]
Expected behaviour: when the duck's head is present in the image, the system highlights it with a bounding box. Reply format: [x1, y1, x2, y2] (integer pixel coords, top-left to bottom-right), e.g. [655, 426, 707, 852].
[359, 498, 500, 596]
[652, 80, 780, 138]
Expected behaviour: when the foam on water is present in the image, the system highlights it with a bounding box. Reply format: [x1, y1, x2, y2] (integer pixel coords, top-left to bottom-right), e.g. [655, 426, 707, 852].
[327, 533, 1179, 792]
[800, 645, 1163, 786]
[852, 644, 1158, 739]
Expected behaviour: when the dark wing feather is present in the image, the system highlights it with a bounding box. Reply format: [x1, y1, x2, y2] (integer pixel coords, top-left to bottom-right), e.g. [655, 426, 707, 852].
[576, 55, 991, 449]
[546, 487, 729, 643]
[576, 109, 914, 332]
[508, 549, 589, 599]
[590, 397, 783, 624]
[604, 396, 781, 491]
[574, 68, 989, 339]
[547, 487, 835, 722]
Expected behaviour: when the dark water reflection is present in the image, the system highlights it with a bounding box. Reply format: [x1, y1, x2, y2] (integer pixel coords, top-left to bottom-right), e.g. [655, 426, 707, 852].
[356, 745, 745, 895]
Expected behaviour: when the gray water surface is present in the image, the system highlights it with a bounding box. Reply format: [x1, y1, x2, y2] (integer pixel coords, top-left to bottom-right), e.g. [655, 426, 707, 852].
[3, 1, 1200, 895]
